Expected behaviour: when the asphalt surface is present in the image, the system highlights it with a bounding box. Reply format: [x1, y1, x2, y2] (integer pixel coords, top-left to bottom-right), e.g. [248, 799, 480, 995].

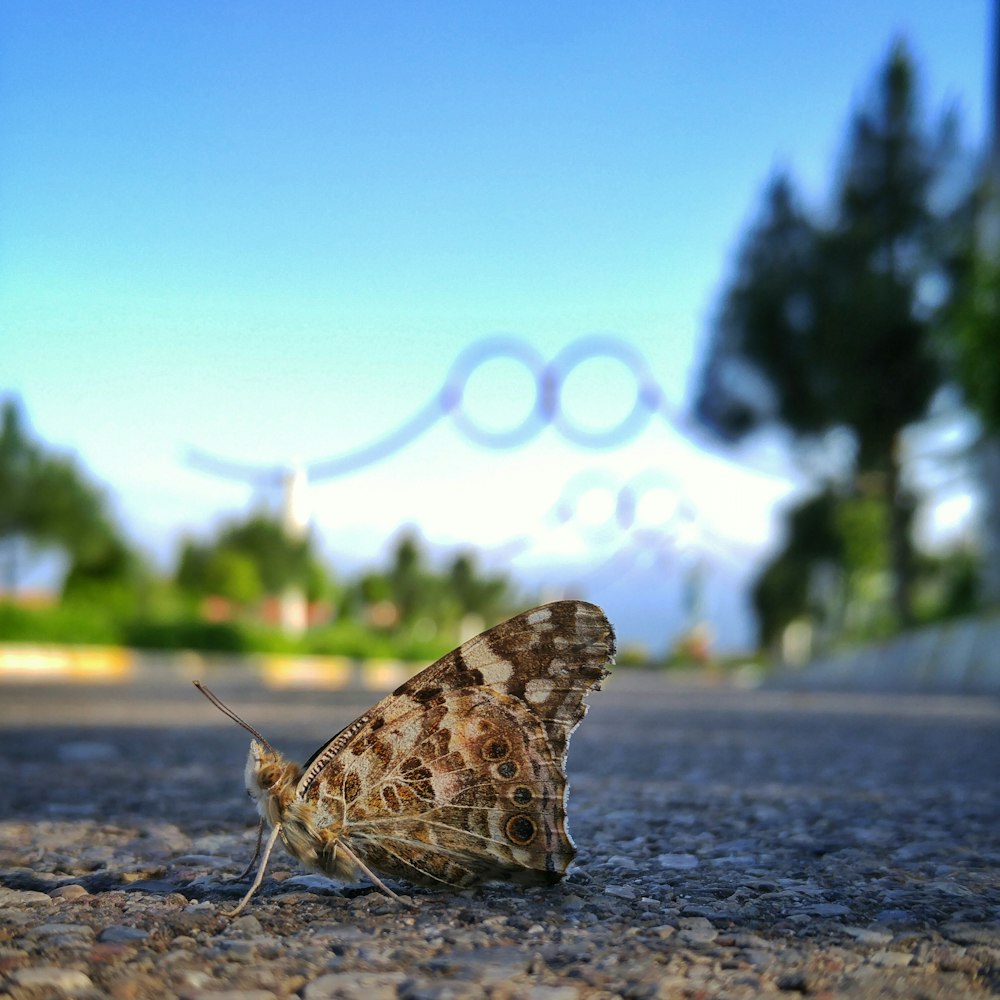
[0, 669, 998, 998]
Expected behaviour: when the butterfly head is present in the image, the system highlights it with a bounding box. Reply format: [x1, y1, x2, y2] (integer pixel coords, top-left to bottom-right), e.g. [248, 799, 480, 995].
[191, 682, 299, 821]
[245, 739, 300, 823]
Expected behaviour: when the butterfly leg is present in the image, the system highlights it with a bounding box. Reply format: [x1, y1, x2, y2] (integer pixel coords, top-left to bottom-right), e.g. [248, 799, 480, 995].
[222, 822, 282, 917]
[337, 841, 416, 909]
[228, 818, 265, 882]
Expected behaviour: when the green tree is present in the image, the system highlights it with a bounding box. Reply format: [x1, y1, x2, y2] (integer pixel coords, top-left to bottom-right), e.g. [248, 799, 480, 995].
[950, 253, 1000, 431]
[341, 532, 518, 636]
[175, 513, 333, 607]
[696, 43, 962, 633]
[753, 492, 843, 649]
[946, 205, 1000, 608]
[203, 549, 263, 607]
[176, 540, 211, 597]
[218, 516, 310, 596]
[446, 552, 516, 623]
[389, 531, 425, 624]
[0, 398, 138, 598]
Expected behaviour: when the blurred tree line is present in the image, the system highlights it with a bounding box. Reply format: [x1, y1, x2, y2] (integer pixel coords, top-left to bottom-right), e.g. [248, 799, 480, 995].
[0, 398, 520, 657]
[0, 401, 145, 609]
[7, 43, 998, 662]
[695, 41, 1000, 654]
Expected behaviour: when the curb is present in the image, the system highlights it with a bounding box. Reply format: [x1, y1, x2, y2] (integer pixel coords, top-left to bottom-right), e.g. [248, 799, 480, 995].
[766, 613, 1000, 696]
[0, 643, 421, 691]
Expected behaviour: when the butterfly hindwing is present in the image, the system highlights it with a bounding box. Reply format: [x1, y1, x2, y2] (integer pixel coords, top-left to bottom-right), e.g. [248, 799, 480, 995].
[303, 688, 573, 886]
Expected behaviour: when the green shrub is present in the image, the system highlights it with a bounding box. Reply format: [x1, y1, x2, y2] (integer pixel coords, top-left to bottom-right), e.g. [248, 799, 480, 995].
[1, 600, 486, 662]
[304, 620, 397, 659]
[121, 618, 250, 653]
[0, 601, 120, 645]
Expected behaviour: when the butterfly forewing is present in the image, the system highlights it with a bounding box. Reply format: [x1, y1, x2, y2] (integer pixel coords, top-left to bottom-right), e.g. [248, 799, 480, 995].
[391, 600, 614, 764]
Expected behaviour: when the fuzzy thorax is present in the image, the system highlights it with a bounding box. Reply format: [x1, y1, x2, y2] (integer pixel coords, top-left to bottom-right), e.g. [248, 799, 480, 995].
[243, 740, 361, 883]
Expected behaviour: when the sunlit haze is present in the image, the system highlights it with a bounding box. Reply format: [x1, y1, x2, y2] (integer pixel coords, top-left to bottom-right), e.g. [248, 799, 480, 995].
[1, 2, 989, 651]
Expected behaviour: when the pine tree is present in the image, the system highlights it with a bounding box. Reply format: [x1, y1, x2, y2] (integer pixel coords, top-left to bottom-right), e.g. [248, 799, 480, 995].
[695, 43, 963, 633]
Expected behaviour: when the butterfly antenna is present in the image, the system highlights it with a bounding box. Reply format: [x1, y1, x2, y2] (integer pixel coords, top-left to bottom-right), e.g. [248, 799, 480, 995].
[193, 681, 276, 753]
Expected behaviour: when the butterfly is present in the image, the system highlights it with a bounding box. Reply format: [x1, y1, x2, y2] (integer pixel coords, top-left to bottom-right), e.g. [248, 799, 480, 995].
[195, 600, 614, 915]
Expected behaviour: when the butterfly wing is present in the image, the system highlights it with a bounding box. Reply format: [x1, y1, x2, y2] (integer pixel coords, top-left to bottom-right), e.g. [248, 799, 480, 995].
[294, 600, 614, 888]
[391, 600, 614, 765]
[300, 688, 577, 886]
[298, 600, 614, 788]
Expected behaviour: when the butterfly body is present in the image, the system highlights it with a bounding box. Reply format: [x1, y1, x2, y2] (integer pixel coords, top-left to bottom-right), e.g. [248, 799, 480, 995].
[245, 743, 360, 883]
[224, 600, 614, 909]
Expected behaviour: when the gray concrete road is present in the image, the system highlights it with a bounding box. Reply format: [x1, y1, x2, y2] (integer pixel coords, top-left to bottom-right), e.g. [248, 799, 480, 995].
[1, 670, 998, 998]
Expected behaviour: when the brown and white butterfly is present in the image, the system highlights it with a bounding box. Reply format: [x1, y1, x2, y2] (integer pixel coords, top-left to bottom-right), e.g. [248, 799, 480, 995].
[195, 600, 614, 914]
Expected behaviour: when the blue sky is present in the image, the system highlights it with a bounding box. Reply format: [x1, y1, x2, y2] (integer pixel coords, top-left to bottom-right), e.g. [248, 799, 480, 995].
[1, 2, 990, 651]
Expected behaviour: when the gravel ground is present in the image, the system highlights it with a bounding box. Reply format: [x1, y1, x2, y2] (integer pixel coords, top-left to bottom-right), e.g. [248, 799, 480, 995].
[0, 670, 998, 999]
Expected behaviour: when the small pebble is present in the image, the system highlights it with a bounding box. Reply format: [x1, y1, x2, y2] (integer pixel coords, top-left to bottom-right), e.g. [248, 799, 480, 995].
[97, 925, 149, 943]
[657, 853, 699, 869]
[869, 950, 913, 967]
[188, 993, 276, 1000]
[25, 922, 96, 940]
[10, 967, 94, 995]
[303, 972, 406, 1000]
[0, 887, 53, 906]
[605, 884, 637, 900]
[49, 884, 90, 900]
[842, 926, 892, 945]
